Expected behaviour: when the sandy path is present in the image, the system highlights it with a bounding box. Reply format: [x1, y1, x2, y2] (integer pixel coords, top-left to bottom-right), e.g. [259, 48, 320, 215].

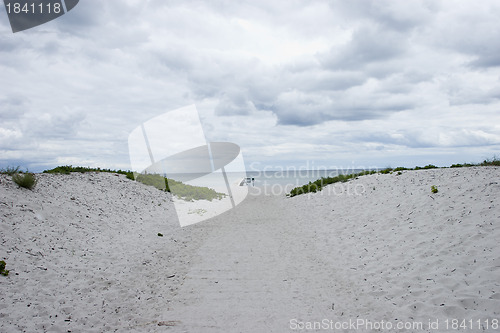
[165, 189, 336, 332]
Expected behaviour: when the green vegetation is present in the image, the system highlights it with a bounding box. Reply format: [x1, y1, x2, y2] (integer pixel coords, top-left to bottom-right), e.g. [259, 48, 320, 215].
[157, 233, 163, 237]
[288, 157, 499, 197]
[135, 173, 169, 191]
[450, 163, 475, 168]
[0, 260, 9, 276]
[450, 157, 499, 168]
[480, 156, 500, 166]
[415, 164, 438, 170]
[12, 172, 37, 190]
[32, 156, 499, 200]
[41, 165, 225, 202]
[288, 170, 377, 197]
[0, 166, 21, 175]
[43, 165, 135, 180]
[167, 178, 226, 201]
[134, 174, 225, 201]
[133, 173, 226, 201]
[379, 166, 412, 174]
[379, 168, 393, 174]
[188, 208, 208, 215]
[135, 173, 225, 201]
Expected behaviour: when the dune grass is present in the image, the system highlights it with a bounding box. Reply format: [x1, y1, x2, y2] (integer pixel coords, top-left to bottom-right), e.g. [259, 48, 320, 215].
[480, 157, 500, 166]
[288, 158, 499, 197]
[43, 165, 225, 202]
[43, 165, 135, 180]
[13, 157, 499, 198]
[288, 170, 377, 197]
[167, 178, 226, 202]
[2, 166, 38, 189]
[134, 173, 169, 191]
[134, 174, 226, 201]
[0, 166, 21, 176]
[12, 172, 37, 190]
[450, 156, 500, 168]
[0, 260, 9, 276]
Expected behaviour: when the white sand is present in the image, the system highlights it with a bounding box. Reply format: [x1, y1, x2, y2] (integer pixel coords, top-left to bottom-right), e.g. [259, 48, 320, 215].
[1, 167, 499, 332]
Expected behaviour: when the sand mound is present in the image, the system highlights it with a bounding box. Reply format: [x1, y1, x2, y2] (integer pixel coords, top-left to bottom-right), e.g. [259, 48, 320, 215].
[286, 166, 500, 331]
[0, 172, 203, 332]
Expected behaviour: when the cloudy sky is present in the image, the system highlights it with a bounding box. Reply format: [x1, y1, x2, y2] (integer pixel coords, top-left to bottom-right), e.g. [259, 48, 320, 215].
[1, 0, 500, 172]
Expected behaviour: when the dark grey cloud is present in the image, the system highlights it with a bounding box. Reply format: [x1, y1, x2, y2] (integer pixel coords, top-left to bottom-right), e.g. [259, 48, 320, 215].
[468, 48, 500, 68]
[330, 0, 436, 32]
[0, 33, 19, 52]
[356, 127, 500, 150]
[272, 89, 416, 126]
[27, 111, 86, 139]
[306, 71, 367, 92]
[320, 26, 408, 71]
[0, 96, 27, 120]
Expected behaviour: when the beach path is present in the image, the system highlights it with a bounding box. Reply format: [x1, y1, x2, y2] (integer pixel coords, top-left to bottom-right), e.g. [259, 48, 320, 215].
[163, 189, 338, 332]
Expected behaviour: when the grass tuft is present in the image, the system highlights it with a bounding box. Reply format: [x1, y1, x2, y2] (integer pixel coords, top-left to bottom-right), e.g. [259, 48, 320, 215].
[0, 260, 9, 276]
[288, 171, 373, 197]
[415, 164, 438, 170]
[135, 173, 169, 191]
[288, 156, 500, 197]
[167, 178, 226, 201]
[379, 168, 393, 174]
[480, 156, 500, 167]
[134, 173, 226, 201]
[0, 166, 21, 175]
[43, 165, 135, 180]
[12, 172, 37, 190]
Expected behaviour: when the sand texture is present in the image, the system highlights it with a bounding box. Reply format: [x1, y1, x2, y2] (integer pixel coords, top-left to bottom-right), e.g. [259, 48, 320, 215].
[1, 167, 499, 332]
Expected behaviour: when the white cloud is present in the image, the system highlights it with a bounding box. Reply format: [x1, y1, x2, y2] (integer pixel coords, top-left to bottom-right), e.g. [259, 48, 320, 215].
[1, 0, 500, 171]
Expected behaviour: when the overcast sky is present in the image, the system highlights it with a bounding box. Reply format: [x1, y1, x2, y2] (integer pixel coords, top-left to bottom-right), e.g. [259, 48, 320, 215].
[1, 0, 500, 172]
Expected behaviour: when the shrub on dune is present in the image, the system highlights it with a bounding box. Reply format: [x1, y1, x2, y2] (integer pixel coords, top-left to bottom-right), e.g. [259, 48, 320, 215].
[135, 173, 169, 191]
[0, 260, 9, 276]
[12, 172, 37, 190]
[379, 168, 393, 174]
[43, 165, 135, 179]
[481, 157, 500, 166]
[415, 164, 438, 170]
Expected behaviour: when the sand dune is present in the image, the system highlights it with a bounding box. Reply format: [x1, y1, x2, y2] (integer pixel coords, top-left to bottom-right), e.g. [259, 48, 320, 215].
[1, 167, 499, 332]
